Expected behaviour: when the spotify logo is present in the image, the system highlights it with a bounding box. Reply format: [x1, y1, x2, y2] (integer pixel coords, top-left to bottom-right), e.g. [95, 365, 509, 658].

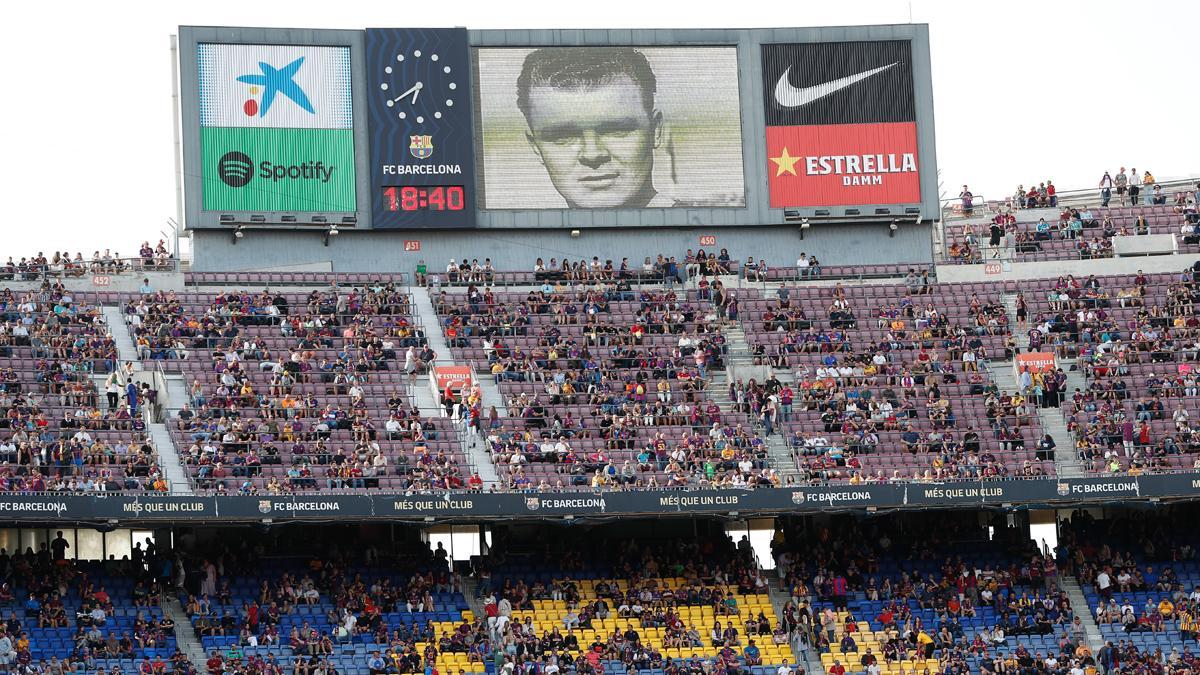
[217, 151, 254, 188]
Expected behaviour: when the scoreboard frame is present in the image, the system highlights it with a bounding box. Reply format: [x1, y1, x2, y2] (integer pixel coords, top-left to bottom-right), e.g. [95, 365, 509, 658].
[177, 24, 938, 232]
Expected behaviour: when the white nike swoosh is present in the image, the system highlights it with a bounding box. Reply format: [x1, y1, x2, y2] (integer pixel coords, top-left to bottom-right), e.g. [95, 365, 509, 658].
[774, 63, 898, 108]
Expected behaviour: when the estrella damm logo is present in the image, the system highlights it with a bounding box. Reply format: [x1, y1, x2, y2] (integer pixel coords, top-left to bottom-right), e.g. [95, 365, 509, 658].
[409, 135, 434, 159]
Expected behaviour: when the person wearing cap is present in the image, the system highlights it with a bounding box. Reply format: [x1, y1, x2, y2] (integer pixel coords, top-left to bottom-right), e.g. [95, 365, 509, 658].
[368, 650, 388, 674]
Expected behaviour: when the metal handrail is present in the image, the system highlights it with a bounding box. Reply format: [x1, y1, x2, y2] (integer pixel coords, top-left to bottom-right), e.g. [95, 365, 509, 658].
[941, 176, 1200, 221]
[0, 256, 179, 281]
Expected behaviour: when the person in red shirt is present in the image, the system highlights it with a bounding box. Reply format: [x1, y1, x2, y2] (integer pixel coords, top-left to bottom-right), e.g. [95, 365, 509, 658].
[876, 608, 895, 629]
[829, 660, 846, 675]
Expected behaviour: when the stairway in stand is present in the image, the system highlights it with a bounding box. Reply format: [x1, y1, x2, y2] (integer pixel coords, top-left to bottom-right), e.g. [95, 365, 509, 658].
[164, 595, 207, 665]
[1060, 574, 1104, 652]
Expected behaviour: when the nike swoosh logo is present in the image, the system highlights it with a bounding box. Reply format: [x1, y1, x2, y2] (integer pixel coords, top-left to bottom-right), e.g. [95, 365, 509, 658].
[774, 63, 898, 108]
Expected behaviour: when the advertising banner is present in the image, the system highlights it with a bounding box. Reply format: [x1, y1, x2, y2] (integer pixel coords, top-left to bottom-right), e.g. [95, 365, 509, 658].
[1, 472, 1199, 523]
[200, 127, 356, 211]
[1015, 351, 1057, 374]
[761, 40, 920, 208]
[431, 365, 474, 394]
[198, 43, 356, 212]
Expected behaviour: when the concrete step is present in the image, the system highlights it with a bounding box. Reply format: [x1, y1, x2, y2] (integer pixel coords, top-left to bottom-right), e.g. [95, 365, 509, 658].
[102, 305, 142, 370]
[1060, 575, 1104, 652]
[165, 595, 207, 666]
[765, 573, 814, 671]
[148, 421, 193, 496]
[164, 374, 190, 414]
[411, 286, 501, 488]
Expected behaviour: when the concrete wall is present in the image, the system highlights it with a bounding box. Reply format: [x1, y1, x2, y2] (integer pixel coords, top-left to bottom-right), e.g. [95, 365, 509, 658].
[936, 253, 1200, 284]
[1, 272, 185, 294]
[190, 221, 933, 273]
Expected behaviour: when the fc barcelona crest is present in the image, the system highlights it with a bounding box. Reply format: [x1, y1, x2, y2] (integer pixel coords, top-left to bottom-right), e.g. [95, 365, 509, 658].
[409, 135, 434, 159]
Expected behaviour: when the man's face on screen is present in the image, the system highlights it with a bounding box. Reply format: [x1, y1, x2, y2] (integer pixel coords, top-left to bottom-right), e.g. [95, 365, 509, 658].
[524, 76, 662, 208]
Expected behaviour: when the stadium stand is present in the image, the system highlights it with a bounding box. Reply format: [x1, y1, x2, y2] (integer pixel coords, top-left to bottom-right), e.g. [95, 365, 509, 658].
[0, 535, 184, 673]
[0, 284, 166, 492]
[121, 287, 480, 494]
[733, 277, 1046, 482]
[776, 513, 1084, 675]
[944, 203, 1200, 265]
[432, 278, 793, 490]
[1062, 511, 1200, 670]
[157, 527, 802, 675]
[3, 165, 1200, 675]
[0, 245, 176, 281]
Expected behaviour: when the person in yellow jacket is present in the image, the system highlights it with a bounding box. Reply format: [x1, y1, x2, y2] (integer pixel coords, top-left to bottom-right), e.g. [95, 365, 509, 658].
[1158, 598, 1175, 619]
[916, 630, 934, 659]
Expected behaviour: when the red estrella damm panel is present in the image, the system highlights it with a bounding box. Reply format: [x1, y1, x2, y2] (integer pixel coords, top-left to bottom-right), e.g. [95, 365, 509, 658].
[766, 122, 920, 208]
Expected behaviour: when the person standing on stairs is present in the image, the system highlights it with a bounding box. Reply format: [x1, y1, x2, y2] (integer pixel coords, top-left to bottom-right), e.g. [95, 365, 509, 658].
[126, 378, 139, 415]
[105, 372, 120, 410]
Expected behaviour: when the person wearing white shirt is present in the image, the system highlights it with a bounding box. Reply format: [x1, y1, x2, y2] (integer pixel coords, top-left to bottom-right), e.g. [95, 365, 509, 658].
[1099, 171, 1114, 205]
[385, 418, 403, 436]
[796, 254, 811, 279]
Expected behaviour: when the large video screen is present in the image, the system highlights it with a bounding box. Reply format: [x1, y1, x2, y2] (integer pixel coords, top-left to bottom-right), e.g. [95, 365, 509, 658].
[475, 46, 746, 210]
[198, 43, 356, 212]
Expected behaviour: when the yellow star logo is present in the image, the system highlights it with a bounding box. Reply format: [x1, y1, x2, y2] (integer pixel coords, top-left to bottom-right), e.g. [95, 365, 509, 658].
[770, 147, 801, 177]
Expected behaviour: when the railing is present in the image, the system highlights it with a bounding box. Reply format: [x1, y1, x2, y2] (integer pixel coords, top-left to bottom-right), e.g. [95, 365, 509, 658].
[941, 176, 1199, 222]
[0, 256, 179, 281]
[186, 270, 408, 288]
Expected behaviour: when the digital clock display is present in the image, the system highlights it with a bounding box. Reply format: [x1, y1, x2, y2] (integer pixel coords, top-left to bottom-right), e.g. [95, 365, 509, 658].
[367, 29, 476, 228]
[382, 186, 467, 212]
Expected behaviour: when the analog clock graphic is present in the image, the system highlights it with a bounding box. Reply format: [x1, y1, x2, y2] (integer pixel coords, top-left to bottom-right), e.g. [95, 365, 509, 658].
[378, 48, 458, 125]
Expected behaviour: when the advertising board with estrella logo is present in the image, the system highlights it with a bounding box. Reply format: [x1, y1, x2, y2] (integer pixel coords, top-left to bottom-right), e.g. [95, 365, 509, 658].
[198, 43, 357, 212]
[761, 40, 921, 209]
[365, 28, 476, 228]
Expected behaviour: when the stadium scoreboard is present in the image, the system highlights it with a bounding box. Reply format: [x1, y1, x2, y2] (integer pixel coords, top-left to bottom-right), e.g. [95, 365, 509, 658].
[178, 25, 938, 231]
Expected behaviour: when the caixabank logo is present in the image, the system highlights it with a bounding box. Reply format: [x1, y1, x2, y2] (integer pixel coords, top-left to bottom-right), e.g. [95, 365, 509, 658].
[761, 40, 921, 208]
